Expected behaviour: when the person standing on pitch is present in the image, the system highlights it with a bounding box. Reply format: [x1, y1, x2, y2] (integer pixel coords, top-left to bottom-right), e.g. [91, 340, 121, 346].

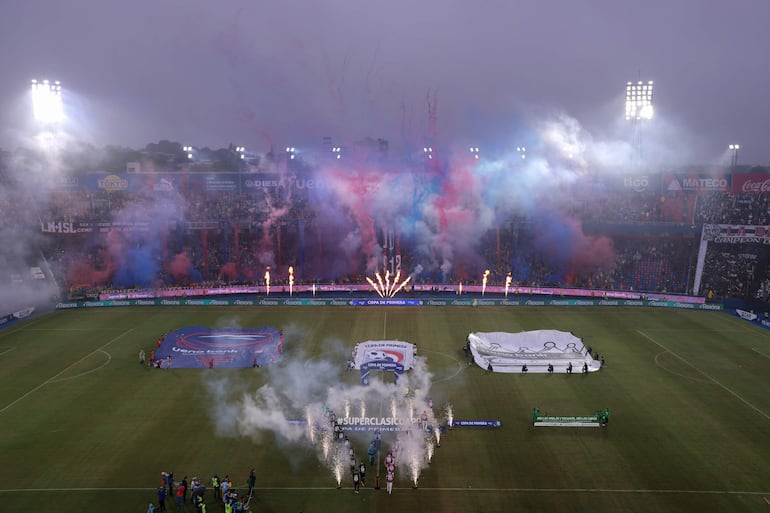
[358, 461, 366, 487]
[212, 475, 220, 501]
[386, 469, 394, 495]
[353, 472, 360, 493]
[157, 486, 166, 512]
[247, 468, 256, 497]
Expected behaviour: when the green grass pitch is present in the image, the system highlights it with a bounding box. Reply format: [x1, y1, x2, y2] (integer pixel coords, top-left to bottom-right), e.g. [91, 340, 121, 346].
[1, 305, 769, 513]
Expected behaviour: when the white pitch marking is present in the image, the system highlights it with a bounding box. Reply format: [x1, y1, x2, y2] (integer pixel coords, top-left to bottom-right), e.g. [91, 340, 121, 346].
[638, 330, 770, 421]
[49, 350, 112, 383]
[0, 328, 135, 414]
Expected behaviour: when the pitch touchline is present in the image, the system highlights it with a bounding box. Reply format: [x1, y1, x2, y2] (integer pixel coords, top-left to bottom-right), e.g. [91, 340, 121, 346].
[0, 486, 768, 495]
[0, 328, 135, 415]
[751, 348, 770, 359]
[637, 330, 770, 421]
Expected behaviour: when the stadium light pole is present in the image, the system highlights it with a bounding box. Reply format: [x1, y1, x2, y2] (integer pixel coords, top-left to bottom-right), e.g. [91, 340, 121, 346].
[625, 80, 654, 168]
[286, 147, 296, 160]
[183, 145, 194, 160]
[332, 146, 342, 160]
[423, 146, 433, 160]
[729, 144, 740, 173]
[470, 147, 480, 160]
[516, 146, 526, 160]
[31, 79, 63, 124]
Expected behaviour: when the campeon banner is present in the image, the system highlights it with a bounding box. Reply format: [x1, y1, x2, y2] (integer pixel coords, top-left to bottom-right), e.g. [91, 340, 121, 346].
[352, 340, 416, 385]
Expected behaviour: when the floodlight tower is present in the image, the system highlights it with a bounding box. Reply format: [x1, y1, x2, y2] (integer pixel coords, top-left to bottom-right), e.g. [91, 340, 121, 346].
[332, 146, 342, 159]
[516, 146, 526, 160]
[183, 145, 194, 159]
[30, 79, 63, 124]
[625, 80, 654, 168]
[469, 147, 480, 160]
[728, 144, 740, 173]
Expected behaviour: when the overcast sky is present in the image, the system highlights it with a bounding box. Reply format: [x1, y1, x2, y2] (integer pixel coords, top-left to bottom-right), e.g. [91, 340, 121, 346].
[1, 0, 769, 166]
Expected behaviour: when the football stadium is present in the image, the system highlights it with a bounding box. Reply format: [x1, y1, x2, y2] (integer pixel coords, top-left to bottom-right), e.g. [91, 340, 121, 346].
[3, 5, 770, 513]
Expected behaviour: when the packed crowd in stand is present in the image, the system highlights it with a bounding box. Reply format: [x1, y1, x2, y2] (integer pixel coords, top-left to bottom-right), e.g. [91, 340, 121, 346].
[2, 151, 770, 306]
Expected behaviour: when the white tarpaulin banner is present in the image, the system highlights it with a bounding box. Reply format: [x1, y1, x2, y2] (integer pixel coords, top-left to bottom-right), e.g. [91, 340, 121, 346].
[467, 330, 599, 373]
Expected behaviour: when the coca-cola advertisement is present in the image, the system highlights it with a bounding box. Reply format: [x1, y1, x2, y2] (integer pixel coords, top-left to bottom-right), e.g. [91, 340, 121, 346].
[731, 173, 770, 194]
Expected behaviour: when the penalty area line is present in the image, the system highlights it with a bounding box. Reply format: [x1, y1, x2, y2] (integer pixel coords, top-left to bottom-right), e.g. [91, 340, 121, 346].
[0, 328, 135, 415]
[751, 348, 770, 360]
[637, 330, 770, 422]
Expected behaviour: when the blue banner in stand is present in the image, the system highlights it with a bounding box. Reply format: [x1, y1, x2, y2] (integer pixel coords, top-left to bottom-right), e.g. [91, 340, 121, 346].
[452, 420, 503, 427]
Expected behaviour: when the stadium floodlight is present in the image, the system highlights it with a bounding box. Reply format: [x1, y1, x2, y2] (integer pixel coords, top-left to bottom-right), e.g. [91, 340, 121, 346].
[729, 144, 740, 172]
[31, 79, 63, 123]
[470, 147, 480, 159]
[332, 146, 342, 159]
[183, 145, 194, 159]
[286, 147, 296, 160]
[625, 80, 654, 120]
[516, 146, 526, 160]
[235, 146, 246, 159]
[424, 147, 433, 159]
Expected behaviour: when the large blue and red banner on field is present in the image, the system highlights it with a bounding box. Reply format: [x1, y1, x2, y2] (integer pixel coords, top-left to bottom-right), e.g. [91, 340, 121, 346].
[154, 326, 283, 369]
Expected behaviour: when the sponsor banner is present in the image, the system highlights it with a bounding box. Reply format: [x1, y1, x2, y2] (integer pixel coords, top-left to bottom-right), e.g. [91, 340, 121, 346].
[241, 174, 285, 190]
[534, 415, 603, 427]
[0, 306, 36, 329]
[13, 307, 35, 319]
[44, 175, 83, 191]
[95, 220, 152, 233]
[452, 420, 502, 427]
[620, 174, 658, 193]
[350, 299, 423, 306]
[40, 220, 93, 234]
[736, 309, 758, 321]
[730, 173, 770, 194]
[57, 297, 724, 310]
[662, 173, 731, 193]
[89, 173, 131, 192]
[156, 326, 282, 368]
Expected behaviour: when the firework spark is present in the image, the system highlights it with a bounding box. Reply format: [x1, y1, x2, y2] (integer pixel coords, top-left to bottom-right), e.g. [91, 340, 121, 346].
[445, 403, 454, 429]
[367, 269, 412, 297]
[305, 406, 315, 443]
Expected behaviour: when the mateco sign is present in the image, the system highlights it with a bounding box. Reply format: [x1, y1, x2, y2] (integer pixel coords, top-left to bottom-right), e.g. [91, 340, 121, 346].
[664, 173, 730, 192]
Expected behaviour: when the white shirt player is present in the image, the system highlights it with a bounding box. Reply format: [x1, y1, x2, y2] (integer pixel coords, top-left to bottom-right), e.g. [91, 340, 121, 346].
[386, 471, 394, 494]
